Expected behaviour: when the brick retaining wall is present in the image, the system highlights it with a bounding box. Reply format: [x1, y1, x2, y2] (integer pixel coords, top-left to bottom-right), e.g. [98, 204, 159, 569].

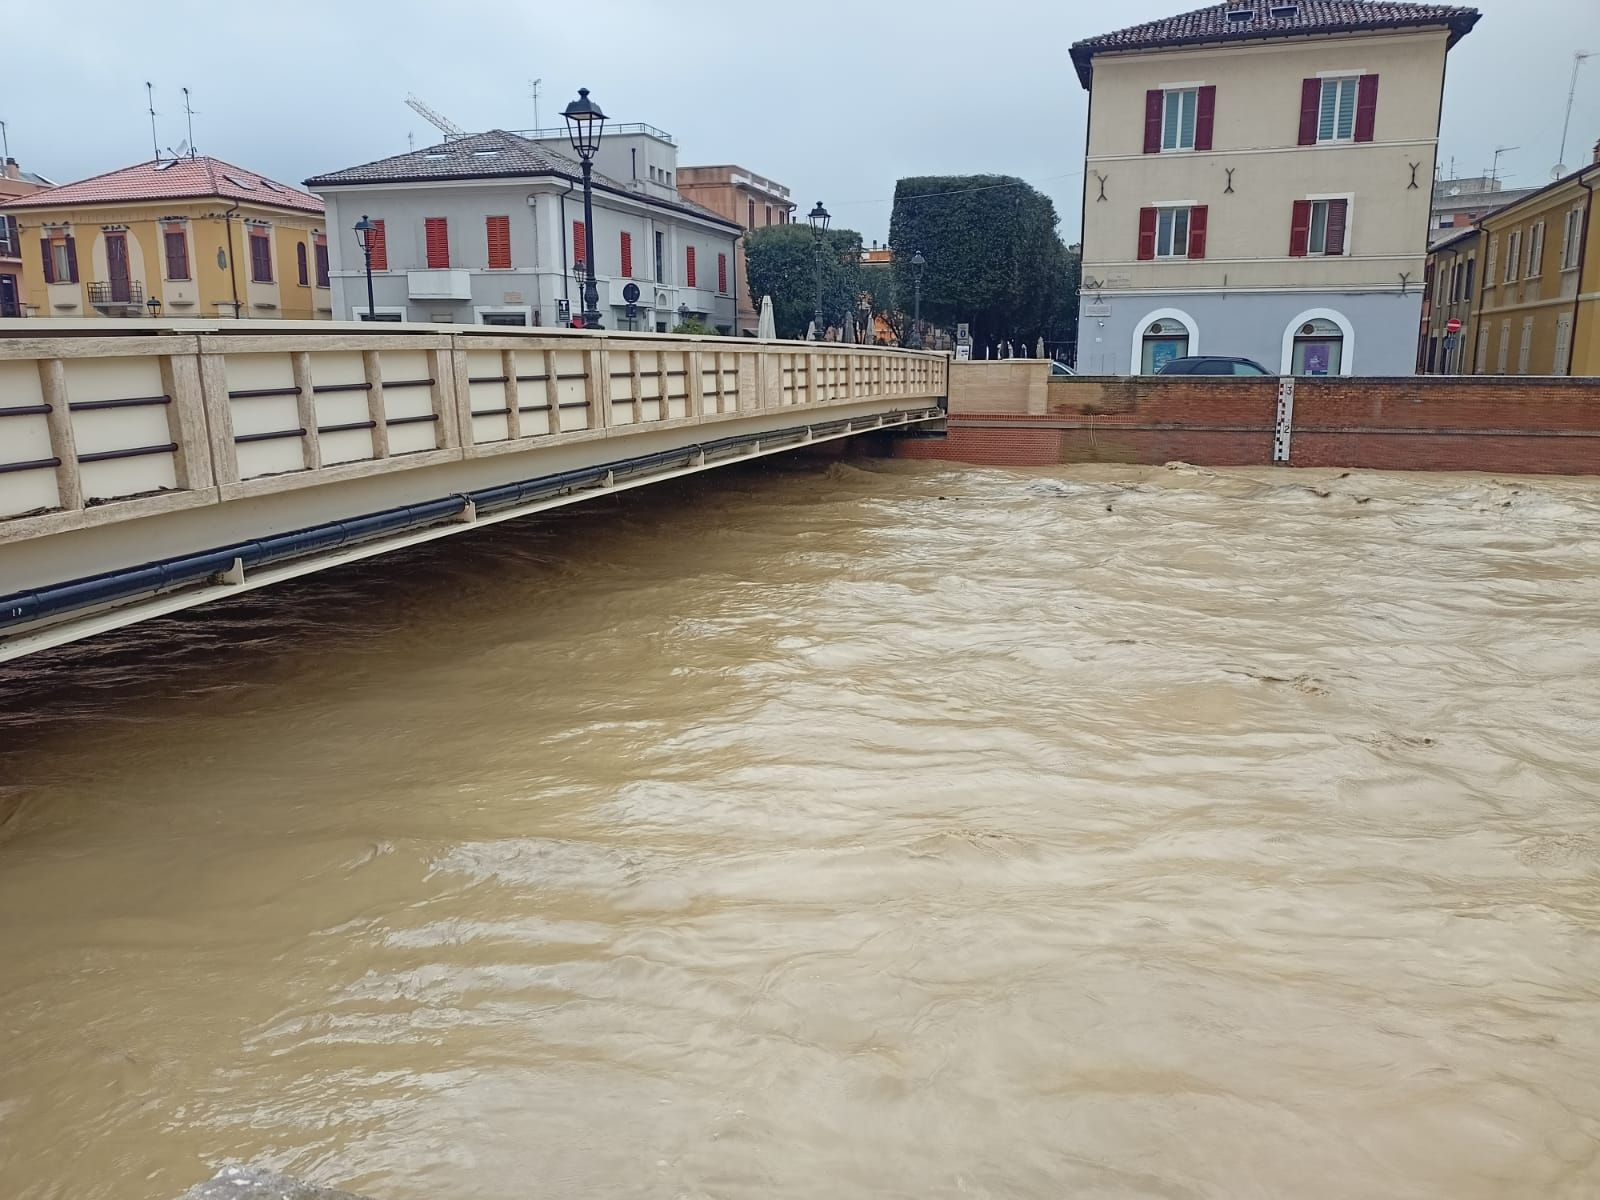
[896, 371, 1600, 475]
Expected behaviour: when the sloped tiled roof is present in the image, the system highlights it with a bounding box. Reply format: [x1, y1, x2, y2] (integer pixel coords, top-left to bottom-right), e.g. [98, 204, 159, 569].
[305, 130, 738, 229]
[2, 155, 323, 213]
[1070, 1, 1481, 87]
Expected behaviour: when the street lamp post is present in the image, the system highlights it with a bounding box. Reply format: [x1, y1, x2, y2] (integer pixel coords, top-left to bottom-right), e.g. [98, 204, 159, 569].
[910, 250, 926, 349]
[146, 295, 162, 320]
[564, 88, 608, 331]
[353, 215, 376, 321]
[807, 201, 830, 340]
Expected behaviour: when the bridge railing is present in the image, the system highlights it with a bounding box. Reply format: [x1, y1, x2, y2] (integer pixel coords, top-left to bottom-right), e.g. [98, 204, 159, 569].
[0, 324, 946, 545]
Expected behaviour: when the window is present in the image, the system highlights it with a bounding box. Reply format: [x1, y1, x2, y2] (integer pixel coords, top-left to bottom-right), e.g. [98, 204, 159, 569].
[748, 198, 756, 228]
[1517, 317, 1534, 374]
[1497, 320, 1511, 373]
[655, 231, 666, 281]
[486, 215, 511, 269]
[0, 214, 16, 255]
[314, 235, 329, 288]
[717, 252, 728, 294]
[620, 231, 633, 278]
[248, 228, 273, 282]
[572, 220, 586, 267]
[1553, 313, 1573, 375]
[1476, 323, 1490, 373]
[1526, 221, 1545, 277]
[1300, 74, 1378, 145]
[1504, 229, 1520, 282]
[778, 209, 786, 225]
[1290, 199, 1348, 256]
[1318, 78, 1358, 141]
[424, 217, 449, 268]
[1164, 89, 1198, 151]
[1485, 234, 1498, 285]
[765, 204, 773, 226]
[162, 225, 190, 280]
[1448, 260, 1461, 303]
[366, 219, 388, 271]
[1145, 86, 1215, 154]
[1463, 257, 1474, 301]
[1138, 205, 1207, 260]
[41, 235, 78, 284]
[1291, 318, 1344, 375]
[1140, 317, 1190, 374]
[686, 245, 697, 287]
[296, 241, 309, 286]
[1560, 207, 1583, 270]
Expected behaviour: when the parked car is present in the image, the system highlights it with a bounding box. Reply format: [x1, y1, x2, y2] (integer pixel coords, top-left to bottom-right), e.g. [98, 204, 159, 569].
[1156, 356, 1273, 376]
[1049, 360, 1077, 377]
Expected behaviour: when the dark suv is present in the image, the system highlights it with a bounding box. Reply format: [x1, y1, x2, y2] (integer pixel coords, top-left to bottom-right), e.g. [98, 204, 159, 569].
[1157, 356, 1273, 376]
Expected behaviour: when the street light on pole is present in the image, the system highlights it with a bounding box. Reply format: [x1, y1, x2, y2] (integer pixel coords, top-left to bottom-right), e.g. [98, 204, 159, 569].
[910, 250, 926, 349]
[807, 200, 830, 340]
[353, 215, 376, 321]
[564, 87, 608, 330]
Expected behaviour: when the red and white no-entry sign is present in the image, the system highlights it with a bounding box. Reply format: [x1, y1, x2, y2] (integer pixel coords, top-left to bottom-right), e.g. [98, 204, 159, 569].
[1446, 318, 1463, 334]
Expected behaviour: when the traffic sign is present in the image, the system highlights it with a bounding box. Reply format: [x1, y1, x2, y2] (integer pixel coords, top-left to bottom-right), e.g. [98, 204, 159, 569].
[1446, 318, 1462, 334]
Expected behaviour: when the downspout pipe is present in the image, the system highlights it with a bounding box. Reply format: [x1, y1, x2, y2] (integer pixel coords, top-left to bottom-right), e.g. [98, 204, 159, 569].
[222, 204, 242, 318]
[559, 179, 576, 324]
[1573, 170, 1597, 376]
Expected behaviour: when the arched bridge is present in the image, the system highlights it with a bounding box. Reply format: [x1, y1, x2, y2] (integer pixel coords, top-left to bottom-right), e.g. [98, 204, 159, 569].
[0, 322, 946, 661]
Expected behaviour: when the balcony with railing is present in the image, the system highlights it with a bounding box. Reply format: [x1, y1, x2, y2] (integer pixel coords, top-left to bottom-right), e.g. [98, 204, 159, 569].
[87, 280, 144, 312]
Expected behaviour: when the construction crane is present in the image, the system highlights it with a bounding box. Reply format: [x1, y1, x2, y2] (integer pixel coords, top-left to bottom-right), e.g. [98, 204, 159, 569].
[405, 93, 468, 140]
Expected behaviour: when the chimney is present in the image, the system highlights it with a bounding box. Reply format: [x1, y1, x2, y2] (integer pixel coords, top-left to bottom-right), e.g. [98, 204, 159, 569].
[1593, 138, 1600, 165]
[3, 158, 18, 181]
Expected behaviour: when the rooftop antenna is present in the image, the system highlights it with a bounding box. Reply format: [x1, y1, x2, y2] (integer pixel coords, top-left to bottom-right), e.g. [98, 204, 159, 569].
[182, 87, 197, 157]
[404, 93, 468, 140]
[0, 119, 9, 163]
[407, 131, 415, 151]
[530, 78, 542, 128]
[1555, 50, 1593, 177]
[1490, 145, 1518, 186]
[146, 82, 161, 162]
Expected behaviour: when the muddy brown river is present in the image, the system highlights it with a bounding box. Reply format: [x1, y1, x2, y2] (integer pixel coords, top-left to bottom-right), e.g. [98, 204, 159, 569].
[1, 460, 1598, 1200]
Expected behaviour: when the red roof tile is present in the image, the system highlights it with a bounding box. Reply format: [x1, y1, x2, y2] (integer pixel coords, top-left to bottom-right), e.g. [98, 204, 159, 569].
[1070, 1, 1480, 87]
[2, 155, 323, 214]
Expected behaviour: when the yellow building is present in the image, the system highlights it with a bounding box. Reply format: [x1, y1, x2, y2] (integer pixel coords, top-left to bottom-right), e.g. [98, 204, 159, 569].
[1471, 151, 1600, 377]
[2, 156, 330, 320]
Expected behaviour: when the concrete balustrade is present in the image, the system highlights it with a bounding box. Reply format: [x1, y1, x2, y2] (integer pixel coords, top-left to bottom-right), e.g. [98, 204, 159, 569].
[0, 321, 946, 657]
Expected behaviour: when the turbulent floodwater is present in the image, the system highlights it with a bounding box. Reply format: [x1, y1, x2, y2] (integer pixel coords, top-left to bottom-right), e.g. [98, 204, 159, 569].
[1, 459, 1599, 1200]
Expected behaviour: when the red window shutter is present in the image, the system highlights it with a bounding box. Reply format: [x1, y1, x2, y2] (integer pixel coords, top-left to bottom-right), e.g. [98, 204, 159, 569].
[424, 217, 449, 268]
[1195, 86, 1217, 152]
[40, 236, 54, 284]
[1144, 89, 1164, 154]
[369, 220, 387, 271]
[686, 245, 697, 287]
[486, 216, 511, 268]
[1137, 208, 1158, 261]
[1289, 200, 1313, 257]
[572, 220, 586, 266]
[620, 231, 633, 278]
[1298, 78, 1321, 145]
[1325, 200, 1349, 255]
[65, 235, 79, 282]
[718, 252, 727, 293]
[297, 241, 309, 286]
[1355, 74, 1380, 143]
[1187, 206, 1209, 259]
[164, 228, 189, 280]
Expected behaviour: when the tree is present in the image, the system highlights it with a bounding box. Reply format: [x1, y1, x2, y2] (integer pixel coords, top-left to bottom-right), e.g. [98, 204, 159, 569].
[887, 175, 1076, 351]
[745, 225, 863, 339]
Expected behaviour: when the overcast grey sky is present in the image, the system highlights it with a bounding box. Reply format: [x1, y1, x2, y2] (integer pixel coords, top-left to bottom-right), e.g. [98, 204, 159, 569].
[5, 0, 1595, 244]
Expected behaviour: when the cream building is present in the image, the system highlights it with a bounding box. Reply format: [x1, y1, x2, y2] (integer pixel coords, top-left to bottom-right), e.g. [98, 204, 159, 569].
[1071, 0, 1479, 376]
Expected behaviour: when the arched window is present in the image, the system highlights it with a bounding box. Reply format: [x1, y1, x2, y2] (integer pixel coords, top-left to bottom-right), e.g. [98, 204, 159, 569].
[1291, 317, 1345, 376]
[1140, 317, 1191, 374]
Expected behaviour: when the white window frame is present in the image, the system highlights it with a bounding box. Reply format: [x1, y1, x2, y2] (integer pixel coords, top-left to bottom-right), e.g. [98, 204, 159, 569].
[1526, 221, 1545, 278]
[1504, 229, 1521, 283]
[1279, 308, 1356, 376]
[1561, 207, 1584, 271]
[1553, 313, 1573, 376]
[473, 304, 534, 326]
[1154, 204, 1194, 258]
[49, 239, 73, 283]
[1497, 320, 1511, 373]
[1304, 195, 1353, 257]
[1317, 77, 1360, 144]
[1485, 234, 1499, 286]
[1475, 323, 1491, 373]
[1161, 87, 1200, 153]
[1517, 317, 1534, 375]
[1130, 307, 1199, 375]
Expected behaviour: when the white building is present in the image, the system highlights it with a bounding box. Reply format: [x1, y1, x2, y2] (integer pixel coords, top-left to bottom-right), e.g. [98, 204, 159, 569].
[306, 127, 740, 331]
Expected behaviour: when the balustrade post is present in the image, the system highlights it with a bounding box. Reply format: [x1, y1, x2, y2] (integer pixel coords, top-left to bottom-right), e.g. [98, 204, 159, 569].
[501, 349, 522, 442]
[36, 358, 83, 512]
[360, 350, 390, 459]
[197, 351, 241, 484]
[287, 351, 321, 472]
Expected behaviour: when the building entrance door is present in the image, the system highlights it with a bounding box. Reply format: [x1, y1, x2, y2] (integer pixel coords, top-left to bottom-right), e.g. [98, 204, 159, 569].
[0, 274, 18, 318]
[106, 233, 132, 304]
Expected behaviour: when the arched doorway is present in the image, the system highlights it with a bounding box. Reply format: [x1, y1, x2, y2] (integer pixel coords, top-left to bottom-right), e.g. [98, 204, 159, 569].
[1281, 309, 1355, 376]
[1133, 309, 1197, 374]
